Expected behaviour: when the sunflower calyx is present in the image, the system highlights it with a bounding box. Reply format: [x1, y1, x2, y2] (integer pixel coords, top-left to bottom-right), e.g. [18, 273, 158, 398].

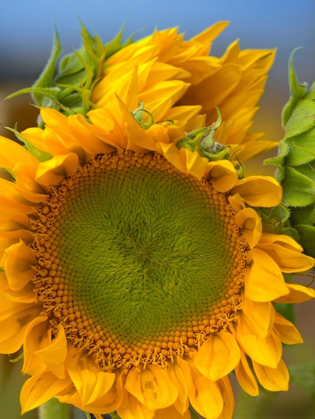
[177, 107, 230, 161]
[5, 22, 134, 118]
[264, 49, 315, 257]
[131, 101, 155, 130]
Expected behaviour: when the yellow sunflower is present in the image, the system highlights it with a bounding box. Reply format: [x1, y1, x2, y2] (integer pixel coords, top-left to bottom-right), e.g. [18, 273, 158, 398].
[90, 22, 277, 163]
[0, 97, 314, 419]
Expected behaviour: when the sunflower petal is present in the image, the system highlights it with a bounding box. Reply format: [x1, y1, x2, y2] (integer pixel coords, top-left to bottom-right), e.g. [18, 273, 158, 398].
[235, 208, 262, 248]
[245, 249, 289, 302]
[235, 352, 259, 397]
[125, 364, 178, 411]
[274, 283, 315, 303]
[252, 359, 289, 392]
[273, 312, 303, 345]
[194, 331, 240, 381]
[168, 358, 192, 414]
[230, 176, 282, 207]
[117, 388, 154, 419]
[35, 153, 79, 186]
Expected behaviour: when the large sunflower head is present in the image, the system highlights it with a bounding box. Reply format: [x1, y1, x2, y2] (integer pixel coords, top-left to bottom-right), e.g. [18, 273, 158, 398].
[0, 95, 314, 419]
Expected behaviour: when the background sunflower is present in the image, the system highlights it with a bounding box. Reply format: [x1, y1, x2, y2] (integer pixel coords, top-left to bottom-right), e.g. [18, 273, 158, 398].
[0, 1, 314, 418]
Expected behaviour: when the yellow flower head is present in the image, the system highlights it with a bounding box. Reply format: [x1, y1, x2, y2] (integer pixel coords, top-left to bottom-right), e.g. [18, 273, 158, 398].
[0, 96, 314, 419]
[90, 22, 277, 163]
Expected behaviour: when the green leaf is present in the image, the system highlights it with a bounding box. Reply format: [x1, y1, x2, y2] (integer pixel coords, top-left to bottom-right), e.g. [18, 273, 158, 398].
[5, 127, 53, 162]
[32, 29, 62, 105]
[282, 167, 315, 207]
[289, 361, 315, 399]
[291, 204, 315, 225]
[39, 399, 71, 419]
[295, 224, 315, 258]
[274, 302, 295, 324]
[282, 48, 307, 127]
[259, 204, 291, 234]
[294, 161, 315, 182]
[284, 99, 315, 140]
[264, 141, 289, 182]
[286, 127, 315, 166]
[279, 226, 300, 242]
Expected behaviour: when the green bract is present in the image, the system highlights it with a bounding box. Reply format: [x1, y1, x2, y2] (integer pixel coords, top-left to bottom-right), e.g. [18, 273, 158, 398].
[5, 23, 133, 117]
[265, 50, 315, 257]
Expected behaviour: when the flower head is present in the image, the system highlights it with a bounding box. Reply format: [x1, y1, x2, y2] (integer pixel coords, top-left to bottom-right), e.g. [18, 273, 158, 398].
[0, 96, 314, 419]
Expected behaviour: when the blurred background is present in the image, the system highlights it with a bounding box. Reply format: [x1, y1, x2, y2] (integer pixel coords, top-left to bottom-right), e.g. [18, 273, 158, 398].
[0, 0, 315, 418]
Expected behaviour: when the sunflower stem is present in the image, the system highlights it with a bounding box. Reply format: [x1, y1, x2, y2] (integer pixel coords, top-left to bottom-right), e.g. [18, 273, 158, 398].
[233, 388, 275, 419]
[38, 398, 71, 419]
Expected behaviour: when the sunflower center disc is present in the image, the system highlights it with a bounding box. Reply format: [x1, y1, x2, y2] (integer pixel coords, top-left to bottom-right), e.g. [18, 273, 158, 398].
[33, 152, 246, 368]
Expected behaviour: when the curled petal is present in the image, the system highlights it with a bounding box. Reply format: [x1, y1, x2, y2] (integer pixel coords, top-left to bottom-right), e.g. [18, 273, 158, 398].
[168, 358, 192, 414]
[2, 241, 36, 291]
[274, 283, 315, 303]
[117, 388, 154, 419]
[257, 234, 314, 273]
[205, 160, 238, 192]
[230, 176, 282, 207]
[35, 153, 79, 186]
[235, 208, 262, 248]
[217, 376, 235, 419]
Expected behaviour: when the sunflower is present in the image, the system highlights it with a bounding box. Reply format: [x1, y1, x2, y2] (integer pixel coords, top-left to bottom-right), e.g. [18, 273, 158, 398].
[90, 22, 277, 163]
[0, 97, 314, 419]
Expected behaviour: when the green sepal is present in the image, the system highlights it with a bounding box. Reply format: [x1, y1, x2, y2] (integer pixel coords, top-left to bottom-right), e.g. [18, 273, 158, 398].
[286, 127, 315, 166]
[283, 273, 294, 282]
[289, 361, 315, 400]
[5, 127, 53, 162]
[264, 141, 289, 182]
[259, 204, 291, 234]
[9, 352, 24, 363]
[5, 87, 60, 103]
[274, 302, 295, 324]
[131, 102, 155, 130]
[282, 167, 315, 207]
[282, 48, 307, 127]
[32, 29, 62, 106]
[284, 99, 315, 140]
[295, 224, 315, 258]
[177, 107, 231, 162]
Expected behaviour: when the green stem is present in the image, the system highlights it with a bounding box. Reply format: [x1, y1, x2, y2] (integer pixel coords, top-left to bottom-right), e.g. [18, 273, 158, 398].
[233, 388, 275, 419]
[38, 398, 71, 419]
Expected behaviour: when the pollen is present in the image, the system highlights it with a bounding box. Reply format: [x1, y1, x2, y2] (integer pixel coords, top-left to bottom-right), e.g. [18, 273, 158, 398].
[30, 151, 247, 371]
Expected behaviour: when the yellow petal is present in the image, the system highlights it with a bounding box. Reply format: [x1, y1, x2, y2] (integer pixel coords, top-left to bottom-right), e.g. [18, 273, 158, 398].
[274, 283, 315, 303]
[205, 161, 238, 192]
[0, 270, 36, 303]
[237, 317, 282, 368]
[2, 241, 36, 291]
[35, 153, 79, 186]
[235, 208, 262, 248]
[168, 358, 192, 414]
[257, 234, 314, 273]
[117, 388, 154, 419]
[252, 359, 289, 392]
[0, 300, 41, 353]
[241, 296, 275, 339]
[23, 315, 50, 376]
[125, 364, 178, 411]
[21, 371, 71, 414]
[273, 312, 303, 345]
[0, 136, 38, 171]
[235, 352, 259, 397]
[35, 324, 67, 379]
[230, 176, 282, 207]
[228, 193, 246, 212]
[186, 356, 223, 419]
[66, 349, 116, 405]
[153, 405, 191, 419]
[216, 376, 234, 419]
[194, 331, 240, 381]
[245, 249, 289, 302]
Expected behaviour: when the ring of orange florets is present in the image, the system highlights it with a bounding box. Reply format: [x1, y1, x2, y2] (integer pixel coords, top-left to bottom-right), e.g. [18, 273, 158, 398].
[30, 151, 247, 372]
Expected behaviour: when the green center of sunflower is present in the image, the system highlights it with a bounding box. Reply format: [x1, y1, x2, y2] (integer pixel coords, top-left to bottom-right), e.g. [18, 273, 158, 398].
[33, 151, 245, 369]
